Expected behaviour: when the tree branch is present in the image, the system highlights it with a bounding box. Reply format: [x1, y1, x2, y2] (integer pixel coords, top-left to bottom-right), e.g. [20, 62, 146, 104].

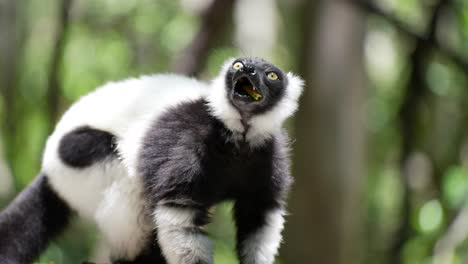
[433, 202, 468, 263]
[171, 0, 235, 76]
[0, 0, 30, 190]
[352, 0, 468, 75]
[0, 0, 17, 134]
[388, 0, 449, 262]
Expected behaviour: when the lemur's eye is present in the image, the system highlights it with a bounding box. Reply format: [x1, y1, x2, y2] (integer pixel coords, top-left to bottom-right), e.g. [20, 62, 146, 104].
[233, 62, 244, 71]
[267, 72, 279, 81]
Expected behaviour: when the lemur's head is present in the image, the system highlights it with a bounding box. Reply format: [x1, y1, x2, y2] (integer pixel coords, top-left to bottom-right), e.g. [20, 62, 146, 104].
[208, 57, 304, 146]
[226, 57, 286, 115]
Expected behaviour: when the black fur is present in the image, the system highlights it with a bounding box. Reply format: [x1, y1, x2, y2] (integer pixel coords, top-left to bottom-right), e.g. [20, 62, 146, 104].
[58, 126, 117, 168]
[138, 99, 292, 263]
[0, 174, 71, 264]
[113, 234, 167, 264]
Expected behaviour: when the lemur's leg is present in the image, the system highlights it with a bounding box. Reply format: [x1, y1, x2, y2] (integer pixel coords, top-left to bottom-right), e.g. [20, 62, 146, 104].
[154, 203, 212, 264]
[112, 234, 167, 264]
[234, 200, 286, 264]
[0, 174, 71, 264]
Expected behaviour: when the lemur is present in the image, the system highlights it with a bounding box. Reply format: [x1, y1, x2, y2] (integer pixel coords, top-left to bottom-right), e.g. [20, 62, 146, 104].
[0, 57, 304, 264]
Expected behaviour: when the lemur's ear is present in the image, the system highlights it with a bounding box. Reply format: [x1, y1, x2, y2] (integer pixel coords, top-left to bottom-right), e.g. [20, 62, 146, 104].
[286, 72, 304, 102]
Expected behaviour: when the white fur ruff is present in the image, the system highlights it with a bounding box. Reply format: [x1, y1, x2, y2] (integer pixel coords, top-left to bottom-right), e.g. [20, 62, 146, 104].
[206, 59, 304, 147]
[240, 209, 286, 264]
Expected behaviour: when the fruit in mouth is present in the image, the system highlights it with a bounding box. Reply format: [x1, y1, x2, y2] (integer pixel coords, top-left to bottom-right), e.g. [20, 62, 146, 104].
[234, 77, 263, 101]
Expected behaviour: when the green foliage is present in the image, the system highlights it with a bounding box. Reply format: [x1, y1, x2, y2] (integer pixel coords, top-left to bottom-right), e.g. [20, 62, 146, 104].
[62, 24, 132, 101]
[416, 199, 444, 234]
[443, 166, 468, 209]
[39, 219, 98, 263]
[402, 236, 433, 264]
[209, 202, 238, 264]
[3, 0, 468, 263]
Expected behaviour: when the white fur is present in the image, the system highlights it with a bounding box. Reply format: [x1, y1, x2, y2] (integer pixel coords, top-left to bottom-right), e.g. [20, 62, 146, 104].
[247, 73, 304, 147]
[42, 74, 209, 260]
[206, 59, 245, 134]
[240, 209, 286, 264]
[95, 175, 153, 259]
[206, 60, 304, 147]
[42, 145, 148, 260]
[154, 205, 213, 264]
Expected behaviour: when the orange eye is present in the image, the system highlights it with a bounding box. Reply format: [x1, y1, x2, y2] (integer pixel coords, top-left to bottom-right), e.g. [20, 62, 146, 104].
[232, 62, 244, 71]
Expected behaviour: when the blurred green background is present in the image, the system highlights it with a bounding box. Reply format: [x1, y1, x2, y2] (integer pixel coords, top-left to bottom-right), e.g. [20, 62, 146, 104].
[2, 0, 468, 263]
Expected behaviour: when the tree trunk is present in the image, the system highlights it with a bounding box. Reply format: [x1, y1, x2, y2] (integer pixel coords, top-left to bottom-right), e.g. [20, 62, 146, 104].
[282, 1, 366, 263]
[171, 0, 235, 76]
[0, 0, 18, 167]
[46, 0, 73, 133]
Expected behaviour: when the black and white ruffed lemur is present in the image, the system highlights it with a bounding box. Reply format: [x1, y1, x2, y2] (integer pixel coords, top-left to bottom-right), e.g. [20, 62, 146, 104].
[0, 57, 304, 264]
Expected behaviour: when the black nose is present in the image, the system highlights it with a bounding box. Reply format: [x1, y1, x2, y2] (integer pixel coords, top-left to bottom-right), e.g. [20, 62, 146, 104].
[243, 64, 256, 75]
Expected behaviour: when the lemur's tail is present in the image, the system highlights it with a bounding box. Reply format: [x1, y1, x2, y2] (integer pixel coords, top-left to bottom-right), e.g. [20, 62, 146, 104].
[0, 173, 71, 264]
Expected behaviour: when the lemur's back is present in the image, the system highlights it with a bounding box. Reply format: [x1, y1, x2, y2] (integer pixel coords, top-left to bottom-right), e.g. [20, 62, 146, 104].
[47, 74, 209, 139]
[41, 74, 209, 260]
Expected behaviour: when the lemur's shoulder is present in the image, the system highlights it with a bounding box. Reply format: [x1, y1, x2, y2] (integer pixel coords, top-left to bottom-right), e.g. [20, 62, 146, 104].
[137, 99, 223, 155]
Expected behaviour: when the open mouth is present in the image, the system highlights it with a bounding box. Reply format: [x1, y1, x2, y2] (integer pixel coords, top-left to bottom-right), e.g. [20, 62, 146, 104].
[233, 77, 263, 101]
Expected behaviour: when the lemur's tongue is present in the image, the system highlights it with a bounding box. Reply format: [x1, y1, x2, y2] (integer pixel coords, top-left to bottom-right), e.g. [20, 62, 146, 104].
[236, 77, 262, 101]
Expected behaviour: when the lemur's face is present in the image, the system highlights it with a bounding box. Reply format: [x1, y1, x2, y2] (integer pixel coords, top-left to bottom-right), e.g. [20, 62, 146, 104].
[225, 57, 287, 115]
